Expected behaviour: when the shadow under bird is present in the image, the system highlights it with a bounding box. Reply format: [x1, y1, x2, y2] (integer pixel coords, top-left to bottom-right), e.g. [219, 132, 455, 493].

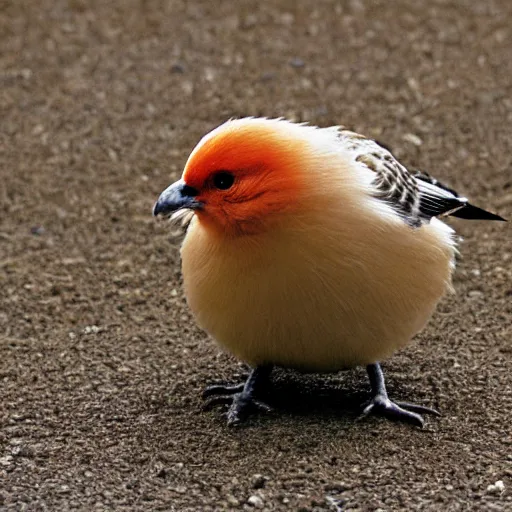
[153, 118, 505, 427]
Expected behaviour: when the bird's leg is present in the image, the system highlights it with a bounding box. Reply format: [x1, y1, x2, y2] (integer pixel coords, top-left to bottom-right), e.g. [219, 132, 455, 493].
[358, 362, 440, 427]
[202, 365, 273, 425]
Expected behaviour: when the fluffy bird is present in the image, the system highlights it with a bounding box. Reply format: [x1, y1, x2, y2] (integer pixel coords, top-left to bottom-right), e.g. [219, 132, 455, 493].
[153, 118, 504, 426]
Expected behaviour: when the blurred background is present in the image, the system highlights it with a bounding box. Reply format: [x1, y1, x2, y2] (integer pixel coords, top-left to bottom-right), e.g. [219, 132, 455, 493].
[1, 1, 511, 510]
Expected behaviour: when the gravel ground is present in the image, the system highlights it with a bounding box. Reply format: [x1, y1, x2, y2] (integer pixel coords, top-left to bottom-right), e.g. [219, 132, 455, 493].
[1, 0, 511, 510]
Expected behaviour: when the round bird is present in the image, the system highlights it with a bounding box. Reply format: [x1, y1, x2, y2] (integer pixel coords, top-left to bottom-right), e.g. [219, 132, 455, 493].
[153, 118, 505, 427]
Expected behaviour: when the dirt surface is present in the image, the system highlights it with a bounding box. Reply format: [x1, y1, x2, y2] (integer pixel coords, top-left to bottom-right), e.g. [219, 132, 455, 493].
[1, 1, 511, 510]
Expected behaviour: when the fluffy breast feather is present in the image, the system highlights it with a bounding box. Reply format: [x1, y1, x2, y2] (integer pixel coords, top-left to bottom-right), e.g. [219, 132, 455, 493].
[179, 146, 457, 371]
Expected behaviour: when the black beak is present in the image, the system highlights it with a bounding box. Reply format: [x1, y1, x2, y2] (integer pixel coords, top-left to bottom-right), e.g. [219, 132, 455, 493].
[153, 180, 202, 217]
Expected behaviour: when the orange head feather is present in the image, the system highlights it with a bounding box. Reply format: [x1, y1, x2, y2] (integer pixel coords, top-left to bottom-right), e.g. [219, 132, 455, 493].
[181, 118, 308, 236]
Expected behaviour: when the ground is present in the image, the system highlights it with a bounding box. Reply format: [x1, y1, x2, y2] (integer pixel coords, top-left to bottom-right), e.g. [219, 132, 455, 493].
[1, 1, 511, 510]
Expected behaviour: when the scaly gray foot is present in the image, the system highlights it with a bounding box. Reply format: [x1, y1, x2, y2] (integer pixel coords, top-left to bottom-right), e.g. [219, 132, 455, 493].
[358, 363, 440, 427]
[202, 366, 273, 426]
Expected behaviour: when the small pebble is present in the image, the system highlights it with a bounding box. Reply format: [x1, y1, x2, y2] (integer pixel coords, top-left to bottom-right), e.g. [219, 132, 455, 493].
[247, 495, 264, 508]
[280, 13, 295, 26]
[324, 482, 349, 492]
[83, 325, 101, 334]
[32, 124, 44, 135]
[30, 226, 45, 236]
[487, 480, 505, 494]
[289, 57, 305, 68]
[402, 133, 423, 146]
[171, 63, 185, 73]
[226, 494, 239, 506]
[260, 71, 276, 82]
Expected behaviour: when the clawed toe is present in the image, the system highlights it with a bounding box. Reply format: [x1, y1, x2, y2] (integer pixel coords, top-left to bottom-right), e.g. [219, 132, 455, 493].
[203, 391, 272, 425]
[225, 393, 273, 426]
[202, 366, 273, 425]
[202, 383, 244, 399]
[202, 394, 236, 411]
[358, 394, 428, 427]
[359, 363, 440, 428]
[395, 401, 440, 417]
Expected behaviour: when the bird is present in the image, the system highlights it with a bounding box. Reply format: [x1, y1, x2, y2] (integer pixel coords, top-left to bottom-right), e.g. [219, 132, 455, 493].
[153, 117, 505, 427]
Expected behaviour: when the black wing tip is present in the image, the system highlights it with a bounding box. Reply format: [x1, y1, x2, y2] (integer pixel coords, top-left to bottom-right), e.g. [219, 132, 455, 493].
[449, 203, 507, 222]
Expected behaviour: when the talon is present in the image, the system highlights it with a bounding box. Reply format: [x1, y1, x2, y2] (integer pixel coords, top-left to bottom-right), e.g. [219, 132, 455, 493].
[202, 395, 233, 411]
[252, 400, 273, 413]
[395, 401, 440, 417]
[224, 393, 272, 426]
[357, 396, 425, 427]
[202, 366, 273, 425]
[202, 383, 244, 399]
[360, 363, 439, 428]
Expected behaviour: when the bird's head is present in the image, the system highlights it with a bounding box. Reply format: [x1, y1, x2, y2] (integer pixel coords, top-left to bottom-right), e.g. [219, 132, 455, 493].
[153, 118, 337, 237]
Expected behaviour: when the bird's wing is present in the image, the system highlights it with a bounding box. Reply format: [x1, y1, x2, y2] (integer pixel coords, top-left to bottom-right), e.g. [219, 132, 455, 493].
[337, 129, 467, 226]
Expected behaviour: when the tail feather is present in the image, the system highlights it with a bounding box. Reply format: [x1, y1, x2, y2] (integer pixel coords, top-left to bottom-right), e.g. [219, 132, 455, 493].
[413, 170, 506, 222]
[449, 203, 506, 221]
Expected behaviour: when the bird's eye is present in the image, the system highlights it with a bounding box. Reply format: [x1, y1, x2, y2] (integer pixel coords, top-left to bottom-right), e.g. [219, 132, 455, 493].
[212, 171, 235, 190]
